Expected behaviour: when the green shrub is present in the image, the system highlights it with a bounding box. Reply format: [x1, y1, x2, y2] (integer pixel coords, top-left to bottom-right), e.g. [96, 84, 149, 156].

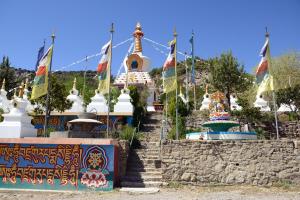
[0, 108, 3, 122]
[119, 125, 140, 148]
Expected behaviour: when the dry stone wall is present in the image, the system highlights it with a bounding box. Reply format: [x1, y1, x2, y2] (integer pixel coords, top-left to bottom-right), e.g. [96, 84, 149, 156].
[161, 140, 300, 186]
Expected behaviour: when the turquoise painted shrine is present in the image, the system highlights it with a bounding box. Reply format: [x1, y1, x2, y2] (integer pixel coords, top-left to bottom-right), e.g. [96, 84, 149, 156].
[0, 140, 116, 191]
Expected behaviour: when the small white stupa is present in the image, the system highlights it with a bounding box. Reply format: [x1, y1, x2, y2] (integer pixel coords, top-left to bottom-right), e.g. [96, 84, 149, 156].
[0, 79, 10, 113]
[0, 83, 36, 138]
[86, 88, 108, 113]
[230, 94, 242, 111]
[200, 85, 211, 111]
[66, 78, 84, 113]
[22, 79, 34, 113]
[254, 94, 270, 111]
[278, 104, 296, 112]
[114, 88, 133, 113]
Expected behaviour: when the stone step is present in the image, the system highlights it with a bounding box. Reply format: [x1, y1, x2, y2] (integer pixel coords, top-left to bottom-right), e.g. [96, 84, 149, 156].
[122, 175, 162, 182]
[120, 181, 163, 188]
[133, 149, 160, 154]
[126, 167, 161, 172]
[126, 171, 162, 176]
[127, 161, 162, 169]
[127, 158, 161, 165]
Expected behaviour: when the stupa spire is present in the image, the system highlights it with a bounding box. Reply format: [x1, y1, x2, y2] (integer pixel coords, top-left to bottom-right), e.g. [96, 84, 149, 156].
[18, 81, 25, 98]
[133, 22, 144, 53]
[72, 78, 77, 90]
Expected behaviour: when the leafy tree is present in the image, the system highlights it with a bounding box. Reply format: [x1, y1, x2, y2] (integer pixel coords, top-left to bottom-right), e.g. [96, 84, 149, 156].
[128, 85, 148, 128]
[209, 52, 253, 110]
[0, 56, 18, 98]
[275, 84, 300, 119]
[32, 75, 72, 115]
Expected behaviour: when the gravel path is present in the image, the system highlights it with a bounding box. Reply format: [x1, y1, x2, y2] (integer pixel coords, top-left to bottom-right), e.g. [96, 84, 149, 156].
[0, 186, 299, 200]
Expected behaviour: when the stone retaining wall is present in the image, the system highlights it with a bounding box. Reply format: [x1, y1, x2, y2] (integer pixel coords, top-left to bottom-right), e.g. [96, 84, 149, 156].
[161, 140, 300, 186]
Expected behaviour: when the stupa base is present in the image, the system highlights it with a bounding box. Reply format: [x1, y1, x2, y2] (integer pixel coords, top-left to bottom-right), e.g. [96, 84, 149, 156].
[186, 131, 257, 140]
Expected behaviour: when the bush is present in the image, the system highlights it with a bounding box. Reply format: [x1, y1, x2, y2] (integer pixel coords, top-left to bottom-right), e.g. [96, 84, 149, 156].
[119, 125, 140, 148]
[0, 108, 3, 122]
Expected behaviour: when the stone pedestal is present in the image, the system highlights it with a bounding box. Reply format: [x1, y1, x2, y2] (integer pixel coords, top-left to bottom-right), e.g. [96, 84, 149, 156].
[0, 98, 36, 138]
[254, 95, 270, 111]
[200, 93, 211, 111]
[114, 88, 133, 113]
[86, 90, 108, 113]
[230, 95, 241, 111]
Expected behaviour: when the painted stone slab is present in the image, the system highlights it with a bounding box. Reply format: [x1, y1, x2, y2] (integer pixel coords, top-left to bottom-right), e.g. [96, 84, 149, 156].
[0, 143, 114, 191]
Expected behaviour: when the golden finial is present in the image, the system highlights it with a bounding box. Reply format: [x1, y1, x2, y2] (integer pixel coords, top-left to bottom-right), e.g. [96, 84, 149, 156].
[205, 84, 208, 94]
[173, 27, 178, 37]
[179, 85, 183, 95]
[72, 77, 77, 90]
[1, 79, 5, 90]
[265, 27, 269, 38]
[25, 78, 29, 90]
[133, 22, 144, 53]
[18, 81, 25, 98]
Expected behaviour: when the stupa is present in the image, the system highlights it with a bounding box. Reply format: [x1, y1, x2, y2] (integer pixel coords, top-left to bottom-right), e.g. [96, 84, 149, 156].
[0, 79, 10, 113]
[66, 78, 84, 113]
[113, 23, 156, 112]
[114, 88, 133, 113]
[23, 79, 34, 113]
[0, 82, 36, 138]
[86, 87, 108, 113]
[200, 85, 211, 111]
[254, 94, 270, 111]
[230, 94, 242, 111]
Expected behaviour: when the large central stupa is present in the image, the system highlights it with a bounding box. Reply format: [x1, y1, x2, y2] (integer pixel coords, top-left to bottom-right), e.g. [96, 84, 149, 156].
[113, 23, 156, 112]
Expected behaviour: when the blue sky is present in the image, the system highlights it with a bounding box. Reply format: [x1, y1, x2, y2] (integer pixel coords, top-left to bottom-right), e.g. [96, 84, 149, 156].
[0, 0, 299, 75]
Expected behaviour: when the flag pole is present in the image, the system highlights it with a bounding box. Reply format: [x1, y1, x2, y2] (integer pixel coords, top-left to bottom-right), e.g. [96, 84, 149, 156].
[265, 27, 279, 139]
[43, 33, 55, 137]
[174, 28, 179, 140]
[184, 52, 189, 110]
[191, 30, 196, 110]
[106, 23, 114, 138]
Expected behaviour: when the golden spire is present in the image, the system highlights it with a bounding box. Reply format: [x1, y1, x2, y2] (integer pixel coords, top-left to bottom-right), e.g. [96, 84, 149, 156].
[205, 84, 208, 94]
[18, 81, 25, 98]
[25, 78, 29, 90]
[72, 77, 77, 90]
[1, 79, 5, 90]
[133, 22, 144, 53]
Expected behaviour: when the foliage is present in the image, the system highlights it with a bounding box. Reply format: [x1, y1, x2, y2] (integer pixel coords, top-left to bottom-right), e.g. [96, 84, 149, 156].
[167, 94, 193, 139]
[0, 108, 3, 122]
[230, 95, 263, 131]
[270, 51, 300, 90]
[209, 52, 253, 110]
[0, 56, 19, 98]
[275, 84, 300, 119]
[119, 125, 140, 148]
[128, 85, 148, 128]
[32, 75, 72, 115]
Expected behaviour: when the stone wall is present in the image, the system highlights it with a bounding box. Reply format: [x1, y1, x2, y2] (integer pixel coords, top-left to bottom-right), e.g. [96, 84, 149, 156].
[161, 140, 300, 186]
[280, 121, 300, 139]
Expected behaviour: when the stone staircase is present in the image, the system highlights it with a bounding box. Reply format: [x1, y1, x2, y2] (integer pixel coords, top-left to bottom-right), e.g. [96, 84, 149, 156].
[121, 112, 164, 187]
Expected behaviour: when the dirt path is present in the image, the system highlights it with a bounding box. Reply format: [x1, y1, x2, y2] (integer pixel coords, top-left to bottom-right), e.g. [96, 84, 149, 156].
[0, 185, 299, 200]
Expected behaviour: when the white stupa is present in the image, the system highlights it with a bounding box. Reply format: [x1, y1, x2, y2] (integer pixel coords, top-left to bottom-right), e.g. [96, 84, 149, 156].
[254, 94, 270, 111]
[114, 88, 133, 113]
[22, 79, 34, 113]
[200, 85, 211, 111]
[278, 104, 296, 112]
[66, 78, 84, 113]
[86, 88, 108, 113]
[0, 79, 10, 113]
[230, 94, 242, 111]
[114, 23, 155, 112]
[0, 83, 36, 138]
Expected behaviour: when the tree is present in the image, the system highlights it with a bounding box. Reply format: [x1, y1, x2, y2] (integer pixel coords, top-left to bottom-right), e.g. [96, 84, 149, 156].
[209, 52, 253, 110]
[128, 85, 148, 128]
[0, 56, 19, 98]
[32, 75, 72, 115]
[276, 84, 300, 119]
